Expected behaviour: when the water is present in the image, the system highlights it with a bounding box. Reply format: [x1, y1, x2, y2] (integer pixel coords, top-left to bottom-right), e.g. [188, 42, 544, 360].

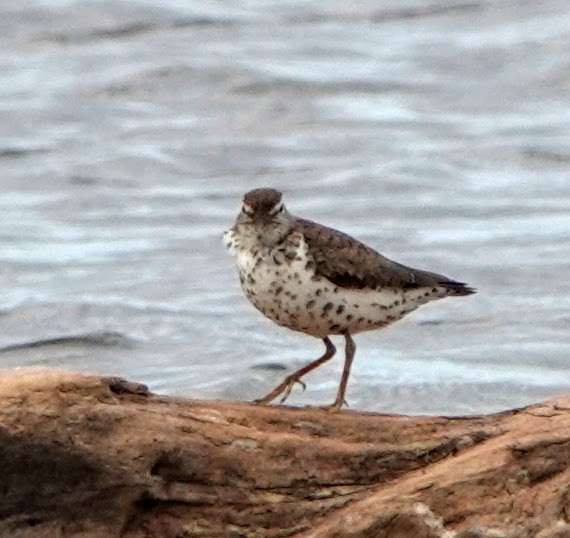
[1, 0, 569, 415]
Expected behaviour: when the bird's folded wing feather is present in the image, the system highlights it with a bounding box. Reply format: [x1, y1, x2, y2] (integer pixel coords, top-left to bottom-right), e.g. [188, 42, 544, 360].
[297, 218, 473, 293]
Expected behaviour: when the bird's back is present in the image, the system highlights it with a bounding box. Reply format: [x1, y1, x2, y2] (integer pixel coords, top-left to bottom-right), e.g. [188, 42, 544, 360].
[296, 217, 475, 297]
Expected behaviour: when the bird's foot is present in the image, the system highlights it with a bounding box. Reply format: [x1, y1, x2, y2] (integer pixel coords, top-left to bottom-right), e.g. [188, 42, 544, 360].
[254, 375, 306, 406]
[319, 398, 349, 413]
[280, 378, 306, 404]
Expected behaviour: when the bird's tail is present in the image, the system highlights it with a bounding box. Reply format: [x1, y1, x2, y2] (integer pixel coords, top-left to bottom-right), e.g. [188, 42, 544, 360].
[439, 279, 476, 296]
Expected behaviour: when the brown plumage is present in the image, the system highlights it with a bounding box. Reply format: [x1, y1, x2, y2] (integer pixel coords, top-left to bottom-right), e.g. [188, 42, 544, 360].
[243, 188, 282, 213]
[298, 217, 475, 295]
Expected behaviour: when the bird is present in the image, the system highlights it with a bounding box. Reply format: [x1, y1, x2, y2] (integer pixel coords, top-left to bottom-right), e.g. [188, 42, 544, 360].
[224, 188, 475, 412]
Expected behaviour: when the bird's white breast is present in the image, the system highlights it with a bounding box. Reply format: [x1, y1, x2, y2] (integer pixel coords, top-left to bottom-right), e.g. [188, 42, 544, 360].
[224, 228, 425, 338]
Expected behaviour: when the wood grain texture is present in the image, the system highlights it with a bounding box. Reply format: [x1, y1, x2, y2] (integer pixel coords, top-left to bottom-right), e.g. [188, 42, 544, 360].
[0, 369, 569, 538]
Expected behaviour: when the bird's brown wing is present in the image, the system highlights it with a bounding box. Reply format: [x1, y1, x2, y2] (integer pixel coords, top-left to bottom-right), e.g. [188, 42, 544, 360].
[297, 218, 475, 295]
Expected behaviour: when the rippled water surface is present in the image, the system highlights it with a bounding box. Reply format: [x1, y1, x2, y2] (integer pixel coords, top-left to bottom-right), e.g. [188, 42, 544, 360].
[1, 0, 569, 414]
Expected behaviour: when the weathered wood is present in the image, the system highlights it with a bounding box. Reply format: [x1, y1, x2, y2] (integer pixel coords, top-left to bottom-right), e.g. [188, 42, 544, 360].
[0, 369, 569, 537]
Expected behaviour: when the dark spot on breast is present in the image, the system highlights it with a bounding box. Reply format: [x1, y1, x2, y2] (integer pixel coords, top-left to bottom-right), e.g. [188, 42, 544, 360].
[305, 260, 316, 271]
[247, 275, 256, 285]
[293, 272, 300, 279]
[275, 286, 283, 296]
[306, 300, 316, 309]
[330, 324, 341, 332]
[357, 317, 365, 323]
[394, 300, 400, 306]
[315, 289, 322, 297]
[336, 305, 345, 315]
[353, 304, 360, 309]
[295, 256, 303, 261]
[323, 302, 334, 312]
[346, 314, 354, 321]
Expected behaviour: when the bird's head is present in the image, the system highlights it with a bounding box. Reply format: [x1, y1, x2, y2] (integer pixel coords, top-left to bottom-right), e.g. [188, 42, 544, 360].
[236, 188, 294, 247]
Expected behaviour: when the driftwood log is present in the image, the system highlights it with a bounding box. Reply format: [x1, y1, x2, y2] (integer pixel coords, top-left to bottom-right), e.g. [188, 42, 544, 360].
[0, 369, 569, 538]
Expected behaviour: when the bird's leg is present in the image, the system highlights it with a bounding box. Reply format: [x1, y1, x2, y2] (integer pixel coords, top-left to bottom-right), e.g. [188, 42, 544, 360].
[254, 337, 336, 405]
[323, 332, 355, 413]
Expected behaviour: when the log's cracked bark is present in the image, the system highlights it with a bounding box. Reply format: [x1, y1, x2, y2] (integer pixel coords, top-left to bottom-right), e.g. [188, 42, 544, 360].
[1, 369, 570, 538]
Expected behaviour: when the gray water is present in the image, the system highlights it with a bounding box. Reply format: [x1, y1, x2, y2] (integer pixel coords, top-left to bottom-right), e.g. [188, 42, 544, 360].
[1, 0, 569, 415]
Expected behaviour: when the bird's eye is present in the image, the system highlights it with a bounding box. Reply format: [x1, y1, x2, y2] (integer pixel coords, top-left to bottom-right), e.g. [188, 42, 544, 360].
[241, 206, 254, 217]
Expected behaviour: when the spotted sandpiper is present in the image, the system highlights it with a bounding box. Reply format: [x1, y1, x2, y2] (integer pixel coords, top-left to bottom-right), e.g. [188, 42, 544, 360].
[224, 188, 475, 411]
